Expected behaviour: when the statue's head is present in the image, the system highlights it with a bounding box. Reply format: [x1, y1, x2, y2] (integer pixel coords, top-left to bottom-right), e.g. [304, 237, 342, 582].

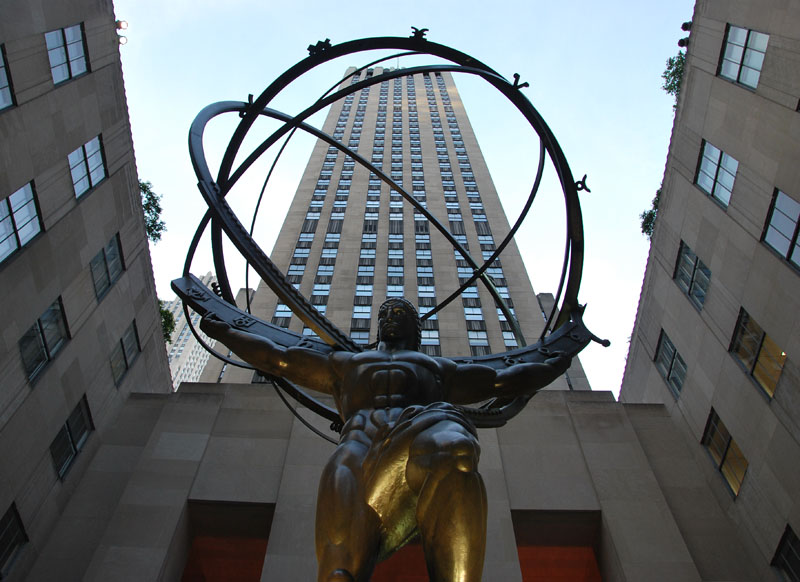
[377, 297, 422, 350]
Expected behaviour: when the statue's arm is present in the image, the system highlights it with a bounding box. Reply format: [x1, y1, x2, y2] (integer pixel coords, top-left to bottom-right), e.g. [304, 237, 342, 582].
[200, 314, 338, 394]
[442, 354, 571, 405]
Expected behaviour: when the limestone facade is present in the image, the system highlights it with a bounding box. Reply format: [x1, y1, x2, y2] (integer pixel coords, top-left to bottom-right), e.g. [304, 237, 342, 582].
[621, 0, 800, 578]
[0, 1, 171, 580]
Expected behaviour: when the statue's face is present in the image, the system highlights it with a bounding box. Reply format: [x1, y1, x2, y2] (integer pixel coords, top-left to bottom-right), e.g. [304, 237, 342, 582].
[378, 302, 418, 344]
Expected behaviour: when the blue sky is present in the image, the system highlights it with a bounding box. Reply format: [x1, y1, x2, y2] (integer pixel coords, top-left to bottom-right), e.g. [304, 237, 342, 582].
[113, 0, 696, 396]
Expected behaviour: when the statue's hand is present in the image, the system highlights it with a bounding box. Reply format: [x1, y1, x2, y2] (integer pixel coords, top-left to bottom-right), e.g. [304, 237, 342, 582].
[543, 351, 572, 376]
[200, 313, 231, 339]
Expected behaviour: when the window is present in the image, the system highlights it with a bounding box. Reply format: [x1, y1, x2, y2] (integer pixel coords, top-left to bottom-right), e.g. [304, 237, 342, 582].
[0, 503, 27, 576]
[110, 321, 140, 385]
[90, 234, 123, 298]
[50, 396, 93, 478]
[0, 44, 14, 110]
[696, 141, 738, 207]
[503, 331, 518, 349]
[351, 331, 369, 345]
[421, 329, 439, 345]
[45, 24, 88, 84]
[69, 136, 106, 197]
[763, 190, 800, 268]
[463, 307, 483, 321]
[772, 525, 800, 582]
[730, 309, 786, 397]
[654, 331, 687, 398]
[674, 241, 711, 308]
[381, 285, 402, 298]
[702, 409, 748, 495]
[468, 330, 489, 346]
[1, 182, 42, 264]
[718, 25, 768, 89]
[19, 298, 68, 380]
[352, 306, 371, 319]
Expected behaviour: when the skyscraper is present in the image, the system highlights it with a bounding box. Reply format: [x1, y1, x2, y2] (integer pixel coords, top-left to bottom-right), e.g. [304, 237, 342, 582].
[166, 272, 217, 389]
[0, 1, 171, 579]
[201, 66, 591, 392]
[621, 0, 800, 578]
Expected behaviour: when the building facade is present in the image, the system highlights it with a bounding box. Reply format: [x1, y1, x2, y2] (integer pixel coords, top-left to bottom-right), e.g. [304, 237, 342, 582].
[165, 272, 216, 389]
[621, 0, 800, 579]
[0, 0, 171, 580]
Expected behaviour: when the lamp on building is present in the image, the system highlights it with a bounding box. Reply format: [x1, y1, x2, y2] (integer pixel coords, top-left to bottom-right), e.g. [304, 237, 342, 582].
[678, 37, 689, 47]
[115, 20, 128, 45]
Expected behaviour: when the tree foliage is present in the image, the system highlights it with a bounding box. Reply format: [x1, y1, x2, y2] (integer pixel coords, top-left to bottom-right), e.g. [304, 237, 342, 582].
[662, 50, 686, 111]
[159, 300, 176, 343]
[640, 188, 661, 239]
[139, 180, 166, 243]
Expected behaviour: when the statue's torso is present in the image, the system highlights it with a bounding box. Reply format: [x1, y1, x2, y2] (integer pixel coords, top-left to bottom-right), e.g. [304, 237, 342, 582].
[334, 349, 447, 438]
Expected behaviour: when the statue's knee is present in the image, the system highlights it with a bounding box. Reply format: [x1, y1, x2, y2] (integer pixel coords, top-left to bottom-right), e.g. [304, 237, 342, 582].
[448, 438, 479, 473]
[410, 429, 479, 473]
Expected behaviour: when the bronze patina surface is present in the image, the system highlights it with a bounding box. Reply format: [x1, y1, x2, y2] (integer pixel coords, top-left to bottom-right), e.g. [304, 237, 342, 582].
[200, 298, 570, 582]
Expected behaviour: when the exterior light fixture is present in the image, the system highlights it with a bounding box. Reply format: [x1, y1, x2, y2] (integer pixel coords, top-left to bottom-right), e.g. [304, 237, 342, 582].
[116, 20, 128, 30]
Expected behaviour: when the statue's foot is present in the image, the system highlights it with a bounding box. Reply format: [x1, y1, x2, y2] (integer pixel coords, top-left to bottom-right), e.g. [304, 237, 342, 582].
[326, 569, 355, 582]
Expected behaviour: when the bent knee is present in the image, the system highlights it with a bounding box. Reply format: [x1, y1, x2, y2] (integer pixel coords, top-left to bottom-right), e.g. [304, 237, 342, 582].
[409, 427, 480, 474]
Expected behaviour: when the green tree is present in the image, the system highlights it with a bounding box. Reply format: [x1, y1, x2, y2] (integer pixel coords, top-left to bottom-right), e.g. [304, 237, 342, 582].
[139, 180, 166, 243]
[139, 180, 173, 342]
[640, 49, 686, 238]
[662, 50, 685, 111]
[159, 300, 176, 343]
[640, 188, 661, 239]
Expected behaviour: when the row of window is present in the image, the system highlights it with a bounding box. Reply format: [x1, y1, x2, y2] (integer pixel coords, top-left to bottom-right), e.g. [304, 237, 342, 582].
[1, 134, 107, 268]
[0, 23, 89, 113]
[656, 304, 786, 401]
[1, 394, 95, 577]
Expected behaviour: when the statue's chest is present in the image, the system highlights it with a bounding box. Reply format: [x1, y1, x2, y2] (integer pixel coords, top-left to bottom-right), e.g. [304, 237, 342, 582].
[341, 355, 442, 411]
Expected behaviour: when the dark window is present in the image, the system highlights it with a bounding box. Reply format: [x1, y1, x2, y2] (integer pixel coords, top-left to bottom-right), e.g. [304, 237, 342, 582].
[674, 241, 711, 308]
[702, 409, 748, 495]
[772, 525, 800, 582]
[45, 24, 89, 84]
[90, 234, 124, 298]
[718, 25, 768, 89]
[1, 182, 42, 264]
[19, 298, 68, 380]
[695, 141, 737, 207]
[654, 331, 687, 398]
[763, 190, 800, 268]
[69, 136, 106, 197]
[420, 344, 441, 357]
[730, 309, 786, 397]
[0, 503, 27, 576]
[0, 44, 15, 110]
[50, 395, 93, 479]
[470, 345, 492, 357]
[110, 321, 140, 385]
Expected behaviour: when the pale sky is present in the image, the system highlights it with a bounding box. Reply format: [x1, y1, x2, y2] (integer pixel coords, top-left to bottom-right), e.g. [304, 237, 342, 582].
[113, 0, 695, 397]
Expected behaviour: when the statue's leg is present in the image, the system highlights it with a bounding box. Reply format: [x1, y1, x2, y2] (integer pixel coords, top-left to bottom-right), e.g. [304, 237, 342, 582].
[406, 420, 488, 582]
[316, 440, 382, 582]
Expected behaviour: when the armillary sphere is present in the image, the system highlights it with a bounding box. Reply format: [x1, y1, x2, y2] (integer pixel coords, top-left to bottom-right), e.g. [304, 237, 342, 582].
[171, 29, 609, 444]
